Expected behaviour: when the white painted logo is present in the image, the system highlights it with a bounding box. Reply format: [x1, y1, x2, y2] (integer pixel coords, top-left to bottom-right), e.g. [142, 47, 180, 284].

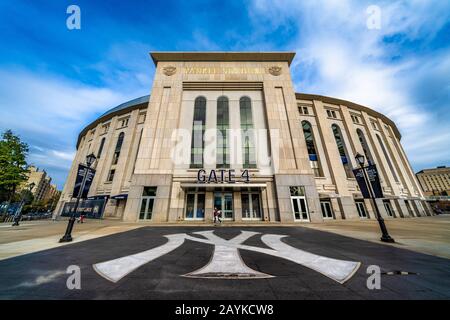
[93, 230, 360, 284]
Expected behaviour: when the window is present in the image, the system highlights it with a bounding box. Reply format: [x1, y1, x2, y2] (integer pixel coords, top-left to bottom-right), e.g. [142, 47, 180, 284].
[107, 169, 115, 182]
[112, 132, 124, 165]
[356, 201, 368, 218]
[326, 109, 337, 119]
[216, 96, 230, 168]
[302, 121, 323, 177]
[119, 117, 129, 128]
[298, 104, 309, 115]
[383, 200, 394, 217]
[357, 129, 374, 165]
[97, 137, 106, 159]
[101, 123, 110, 134]
[332, 124, 353, 178]
[190, 97, 206, 168]
[371, 121, 378, 130]
[376, 134, 399, 182]
[351, 115, 360, 124]
[240, 96, 256, 168]
[138, 113, 146, 124]
[140, 187, 156, 220]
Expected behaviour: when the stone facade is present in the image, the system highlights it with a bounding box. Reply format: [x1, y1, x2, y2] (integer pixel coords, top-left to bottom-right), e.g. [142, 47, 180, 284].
[56, 52, 431, 223]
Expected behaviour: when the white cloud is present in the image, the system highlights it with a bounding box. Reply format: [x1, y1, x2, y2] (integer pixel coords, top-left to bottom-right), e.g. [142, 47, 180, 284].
[249, 0, 450, 170]
[0, 68, 138, 187]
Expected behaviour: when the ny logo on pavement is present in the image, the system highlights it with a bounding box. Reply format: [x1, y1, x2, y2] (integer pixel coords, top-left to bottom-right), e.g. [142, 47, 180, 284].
[93, 230, 360, 284]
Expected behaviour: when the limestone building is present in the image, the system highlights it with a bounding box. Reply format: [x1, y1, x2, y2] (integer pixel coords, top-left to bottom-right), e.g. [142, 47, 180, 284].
[56, 52, 431, 223]
[416, 166, 450, 196]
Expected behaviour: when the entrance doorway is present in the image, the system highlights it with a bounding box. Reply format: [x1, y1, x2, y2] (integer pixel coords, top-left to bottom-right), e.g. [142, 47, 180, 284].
[242, 193, 262, 220]
[320, 201, 334, 219]
[291, 197, 309, 221]
[214, 192, 233, 220]
[355, 200, 368, 218]
[185, 193, 205, 220]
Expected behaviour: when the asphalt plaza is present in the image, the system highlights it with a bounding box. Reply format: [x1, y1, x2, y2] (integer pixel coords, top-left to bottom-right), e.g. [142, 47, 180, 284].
[0, 226, 449, 299]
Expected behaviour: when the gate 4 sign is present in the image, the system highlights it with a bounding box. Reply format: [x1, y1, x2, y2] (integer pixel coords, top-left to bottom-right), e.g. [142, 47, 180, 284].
[93, 230, 360, 284]
[197, 169, 250, 183]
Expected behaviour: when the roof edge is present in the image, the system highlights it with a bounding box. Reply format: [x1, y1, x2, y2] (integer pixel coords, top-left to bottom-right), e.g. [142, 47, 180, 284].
[150, 51, 296, 66]
[295, 93, 402, 140]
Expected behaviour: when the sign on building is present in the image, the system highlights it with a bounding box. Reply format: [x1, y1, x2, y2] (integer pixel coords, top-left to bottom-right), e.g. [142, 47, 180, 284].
[72, 164, 95, 199]
[353, 164, 383, 199]
[61, 198, 106, 219]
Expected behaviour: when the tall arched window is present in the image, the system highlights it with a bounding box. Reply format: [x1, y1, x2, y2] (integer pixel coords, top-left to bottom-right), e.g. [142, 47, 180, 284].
[112, 132, 124, 165]
[240, 96, 256, 168]
[217, 96, 229, 168]
[356, 129, 374, 165]
[302, 121, 323, 177]
[97, 137, 106, 159]
[332, 124, 352, 178]
[376, 134, 399, 182]
[190, 96, 206, 168]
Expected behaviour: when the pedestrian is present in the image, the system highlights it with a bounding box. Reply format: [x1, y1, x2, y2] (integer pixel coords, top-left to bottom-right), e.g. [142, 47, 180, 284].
[217, 209, 222, 224]
[213, 207, 218, 223]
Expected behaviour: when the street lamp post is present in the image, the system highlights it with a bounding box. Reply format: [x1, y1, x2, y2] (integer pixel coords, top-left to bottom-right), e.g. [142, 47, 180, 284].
[59, 153, 96, 243]
[12, 182, 35, 226]
[355, 153, 395, 243]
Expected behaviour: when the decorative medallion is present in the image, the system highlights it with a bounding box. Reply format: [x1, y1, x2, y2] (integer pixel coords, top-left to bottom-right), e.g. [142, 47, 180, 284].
[268, 66, 282, 76]
[162, 66, 177, 76]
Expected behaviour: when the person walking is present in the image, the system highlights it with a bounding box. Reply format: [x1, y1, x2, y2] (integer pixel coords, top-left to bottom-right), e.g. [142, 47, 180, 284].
[213, 207, 222, 224]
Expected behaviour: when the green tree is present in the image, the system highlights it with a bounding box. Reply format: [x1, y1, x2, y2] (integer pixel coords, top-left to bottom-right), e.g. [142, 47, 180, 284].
[0, 130, 29, 201]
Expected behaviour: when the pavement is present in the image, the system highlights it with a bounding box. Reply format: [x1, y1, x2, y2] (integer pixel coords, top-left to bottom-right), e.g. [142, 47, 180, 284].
[302, 214, 450, 259]
[0, 224, 449, 299]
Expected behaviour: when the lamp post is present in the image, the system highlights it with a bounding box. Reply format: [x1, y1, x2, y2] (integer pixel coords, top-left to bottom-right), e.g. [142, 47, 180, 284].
[355, 153, 395, 243]
[59, 153, 96, 243]
[12, 182, 36, 226]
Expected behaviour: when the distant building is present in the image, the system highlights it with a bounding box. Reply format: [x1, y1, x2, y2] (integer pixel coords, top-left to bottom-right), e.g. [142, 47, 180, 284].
[19, 166, 59, 202]
[416, 166, 450, 196]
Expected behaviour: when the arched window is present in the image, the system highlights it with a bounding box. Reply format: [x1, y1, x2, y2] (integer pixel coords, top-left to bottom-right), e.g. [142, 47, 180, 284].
[356, 129, 374, 165]
[376, 134, 399, 182]
[240, 96, 256, 168]
[97, 137, 106, 159]
[331, 124, 352, 178]
[190, 96, 206, 168]
[217, 96, 229, 168]
[112, 132, 124, 165]
[302, 121, 323, 177]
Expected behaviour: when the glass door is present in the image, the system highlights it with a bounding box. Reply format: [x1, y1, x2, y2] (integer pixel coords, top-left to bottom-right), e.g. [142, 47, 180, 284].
[185, 193, 205, 220]
[242, 193, 262, 220]
[214, 192, 233, 220]
[320, 201, 334, 219]
[291, 197, 309, 221]
[356, 201, 368, 218]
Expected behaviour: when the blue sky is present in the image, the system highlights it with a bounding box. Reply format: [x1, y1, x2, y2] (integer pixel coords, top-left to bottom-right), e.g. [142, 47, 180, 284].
[0, 0, 449, 189]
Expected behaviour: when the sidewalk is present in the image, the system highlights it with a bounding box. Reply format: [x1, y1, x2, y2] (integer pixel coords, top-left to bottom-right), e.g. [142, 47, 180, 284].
[0, 219, 142, 260]
[301, 214, 450, 259]
[1, 215, 449, 261]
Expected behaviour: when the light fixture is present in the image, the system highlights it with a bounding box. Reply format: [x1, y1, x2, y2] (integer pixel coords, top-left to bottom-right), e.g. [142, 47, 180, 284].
[86, 153, 97, 168]
[355, 153, 365, 167]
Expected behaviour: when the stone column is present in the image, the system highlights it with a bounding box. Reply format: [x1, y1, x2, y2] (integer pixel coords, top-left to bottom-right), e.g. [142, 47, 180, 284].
[233, 191, 242, 222]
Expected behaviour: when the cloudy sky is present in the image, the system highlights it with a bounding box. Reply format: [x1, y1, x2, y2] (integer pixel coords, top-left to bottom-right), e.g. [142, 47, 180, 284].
[0, 0, 449, 188]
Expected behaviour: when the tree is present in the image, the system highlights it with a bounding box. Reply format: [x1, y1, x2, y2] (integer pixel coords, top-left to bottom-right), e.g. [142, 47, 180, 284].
[0, 130, 29, 202]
